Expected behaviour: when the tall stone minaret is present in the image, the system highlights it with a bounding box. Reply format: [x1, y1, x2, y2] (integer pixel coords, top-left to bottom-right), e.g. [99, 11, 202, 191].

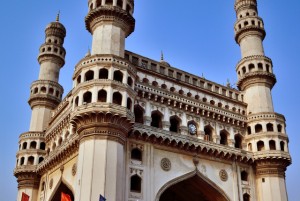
[234, 0, 291, 200]
[14, 14, 66, 201]
[71, 1, 136, 200]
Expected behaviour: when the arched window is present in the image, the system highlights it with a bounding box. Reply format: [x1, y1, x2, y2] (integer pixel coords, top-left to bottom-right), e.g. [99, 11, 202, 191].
[244, 21, 249, 26]
[151, 111, 162, 128]
[58, 137, 63, 146]
[204, 125, 213, 141]
[117, 0, 123, 7]
[130, 175, 142, 193]
[248, 143, 252, 151]
[41, 87, 46, 93]
[234, 134, 242, 149]
[99, 68, 109, 79]
[127, 98, 132, 110]
[113, 92, 122, 105]
[96, 0, 101, 7]
[255, 124, 263, 133]
[85, 70, 94, 81]
[243, 193, 250, 201]
[83, 91, 92, 104]
[98, 90, 107, 102]
[39, 157, 44, 164]
[161, 84, 167, 89]
[20, 157, 25, 165]
[220, 130, 228, 145]
[241, 171, 248, 181]
[277, 124, 283, 133]
[75, 96, 79, 107]
[258, 63, 263, 70]
[247, 126, 252, 135]
[280, 141, 285, 151]
[77, 75, 81, 85]
[257, 141, 265, 151]
[113, 70, 123, 82]
[30, 141, 37, 149]
[134, 105, 144, 124]
[242, 67, 246, 74]
[128, 77, 133, 87]
[34, 87, 38, 94]
[249, 64, 255, 72]
[49, 88, 54, 95]
[169, 116, 181, 133]
[39, 142, 45, 151]
[22, 142, 27, 150]
[28, 156, 35, 165]
[210, 100, 215, 105]
[267, 123, 274, 132]
[269, 140, 276, 150]
[131, 148, 142, 161]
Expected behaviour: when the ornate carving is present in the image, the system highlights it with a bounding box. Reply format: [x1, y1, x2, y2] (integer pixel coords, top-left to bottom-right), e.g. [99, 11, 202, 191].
[161, 158, 171, 171]
[219, 169, 228, 182]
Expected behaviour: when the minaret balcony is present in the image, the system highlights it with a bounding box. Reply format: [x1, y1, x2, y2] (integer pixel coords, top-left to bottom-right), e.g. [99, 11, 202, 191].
[234, 0, 257, 13]
[235, 24, 266, 44]
[237, 71, 276, 90]
[253, 150, 291, 161]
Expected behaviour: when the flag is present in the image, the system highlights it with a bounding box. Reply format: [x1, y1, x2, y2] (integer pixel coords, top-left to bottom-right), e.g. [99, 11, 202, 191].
[99, 194, 106, 201]
[61, 192, 72, 201]
[21, 193, 30, 201]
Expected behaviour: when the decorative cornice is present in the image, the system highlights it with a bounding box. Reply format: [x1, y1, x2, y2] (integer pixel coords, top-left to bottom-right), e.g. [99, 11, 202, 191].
[37, 53, 65, 67]
[255, 158, 291, 178]
[28, 94, 61, 109]
[237, 71, 276, 90]
[235, 25, 266, 44]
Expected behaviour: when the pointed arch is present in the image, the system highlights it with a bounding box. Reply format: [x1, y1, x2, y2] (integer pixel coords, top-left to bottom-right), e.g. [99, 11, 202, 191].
[155, 169, 230, 201]
[49, 178, 74, 201]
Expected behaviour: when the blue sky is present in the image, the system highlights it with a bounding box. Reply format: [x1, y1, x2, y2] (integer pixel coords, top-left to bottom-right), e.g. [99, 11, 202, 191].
[0, 1, 299, 200]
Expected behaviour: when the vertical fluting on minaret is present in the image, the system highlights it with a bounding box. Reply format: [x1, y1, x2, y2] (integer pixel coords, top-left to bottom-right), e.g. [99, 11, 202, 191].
[234, 1, 290, 201]
[28, 14, 66, 131]
[15, 14, 66, 201]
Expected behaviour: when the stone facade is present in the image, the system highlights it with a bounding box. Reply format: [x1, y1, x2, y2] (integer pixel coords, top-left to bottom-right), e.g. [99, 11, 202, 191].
[14, 0, 291, 201]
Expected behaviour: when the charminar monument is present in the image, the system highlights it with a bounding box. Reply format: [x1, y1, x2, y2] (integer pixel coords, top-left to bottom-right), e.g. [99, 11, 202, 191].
[14, 0, 291, 200]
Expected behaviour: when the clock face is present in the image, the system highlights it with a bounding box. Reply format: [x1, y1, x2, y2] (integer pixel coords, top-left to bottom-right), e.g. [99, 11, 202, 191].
[188, 124, 197, 135]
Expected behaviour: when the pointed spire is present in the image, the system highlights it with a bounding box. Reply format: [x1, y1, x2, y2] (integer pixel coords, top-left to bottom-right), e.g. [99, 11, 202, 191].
[56, 11, 60, 22]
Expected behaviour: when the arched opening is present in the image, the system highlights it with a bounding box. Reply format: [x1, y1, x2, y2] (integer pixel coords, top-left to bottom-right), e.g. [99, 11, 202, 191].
[249, 64, 255, 72]
[204, 125, 213, 142]
[85, 70, 94, 81]
[277, 124, 283, 133]
[83, 91, 92, 104]
[269, 140, 276, 150]
[152, 81, 158, 87]
[96, 0, 101, 7]
[151, 111, 163, 128]
[30, 141, 37, 149]
[98, 90, 107, 102]
[128, 77, 133, 87]
[28, 156, 35, 165]
[248, 143, 252, 151]
[117, 0, 123, 8]
[22, 142, 27, 150]
[169, 116, 181, 133]
[127, 98, 132, 110]
[130, 175, 142, 193]
[40, 142, 46, 150]
[113, 70, 123, 82]
[99, 68, 109, 79]
[41, 87, 46, 93]
[20, 157, 25, 165]
[257, 141, 265, 151]
[49, 88, 54, 95]
[74, 96, 79, 107]
[113, 92, 122, 105]
[247, 126, 252, 135]
[255, 124, 263, 133]
[280, 141, 285, 151]
[267, 123, 274, 132]
[243, 193, 250, 201]
[134, 105, 144, 124]
[158, 171, 229, 201]
[58, 137, 63, 146]
[50, 182, 74, 201]
[39, 157, 44, 164]
[105, 0, 113, 6]
[131, 148, 142, 161]
[220, 130, 228, 145]
[241, 171, 248, 182]
[258, 63, 263, 70]
[234, 134, 242, 149]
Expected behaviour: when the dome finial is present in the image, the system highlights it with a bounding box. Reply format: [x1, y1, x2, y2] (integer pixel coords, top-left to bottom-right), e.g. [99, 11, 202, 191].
[161, 51, 164, 61]
[56, 11, 60, 22]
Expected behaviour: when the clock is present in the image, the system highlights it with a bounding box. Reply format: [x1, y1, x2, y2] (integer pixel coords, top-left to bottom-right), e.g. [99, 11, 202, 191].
[188, 123, 197, 135]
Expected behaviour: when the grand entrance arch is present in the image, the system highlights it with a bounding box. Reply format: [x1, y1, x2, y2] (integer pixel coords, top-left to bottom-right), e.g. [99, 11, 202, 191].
[156, 170, 230, 201]
[50, 180, 74, 201]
